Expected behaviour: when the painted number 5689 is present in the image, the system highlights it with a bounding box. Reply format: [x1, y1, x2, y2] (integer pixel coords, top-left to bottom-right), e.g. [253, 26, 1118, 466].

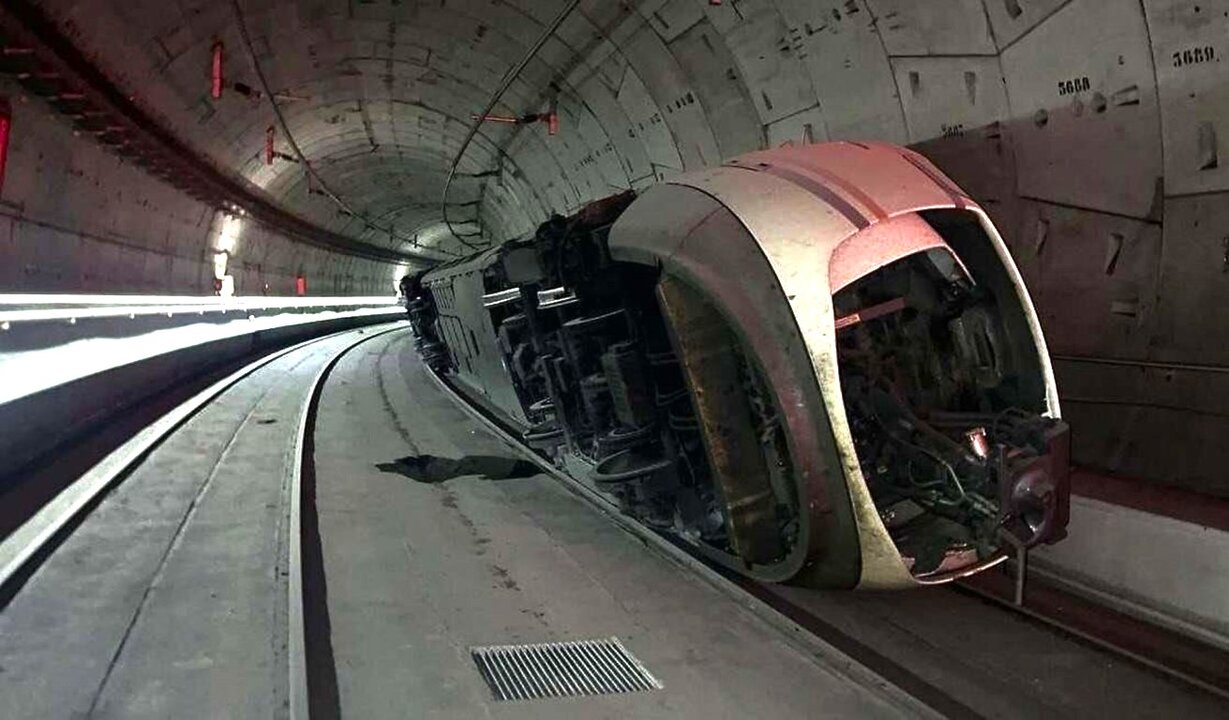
[1173, 46, 1215, 67]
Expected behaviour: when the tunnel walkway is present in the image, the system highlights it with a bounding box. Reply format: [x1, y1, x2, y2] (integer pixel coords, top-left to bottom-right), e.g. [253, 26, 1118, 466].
[309, 328, 912, 718]
[309, 329, 1229, 718]
[0, 328, 1226, 718]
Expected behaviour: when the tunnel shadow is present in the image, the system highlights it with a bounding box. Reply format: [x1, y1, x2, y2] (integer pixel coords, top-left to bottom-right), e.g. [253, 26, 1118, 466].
[376, 454, 538, 484]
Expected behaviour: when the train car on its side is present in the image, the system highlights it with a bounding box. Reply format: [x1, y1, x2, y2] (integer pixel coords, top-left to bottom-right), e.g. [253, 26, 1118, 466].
[407, 141, 1070, 589]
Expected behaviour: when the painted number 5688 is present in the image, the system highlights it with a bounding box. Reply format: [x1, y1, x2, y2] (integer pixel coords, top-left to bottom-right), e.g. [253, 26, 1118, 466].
[1057, 77, 1090, 96]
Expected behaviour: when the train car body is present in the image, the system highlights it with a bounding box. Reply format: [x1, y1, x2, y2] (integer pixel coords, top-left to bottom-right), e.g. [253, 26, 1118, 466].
[409, 142, 1070, 589]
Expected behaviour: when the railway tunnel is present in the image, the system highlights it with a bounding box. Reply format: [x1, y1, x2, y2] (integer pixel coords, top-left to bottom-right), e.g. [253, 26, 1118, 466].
[1, 0, 1228, 717]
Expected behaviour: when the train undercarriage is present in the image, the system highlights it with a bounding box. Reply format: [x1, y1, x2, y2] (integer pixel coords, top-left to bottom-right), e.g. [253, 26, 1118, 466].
[408, 147, 1070, 588]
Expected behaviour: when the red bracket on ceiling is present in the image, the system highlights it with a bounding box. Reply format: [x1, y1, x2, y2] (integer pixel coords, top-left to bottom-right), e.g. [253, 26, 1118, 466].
[0, 0, 430, 262]
[471, 108, 558, 136]
[0, 97, 10, 196]
[265, 124, 274, 165]
[210, 41, 224, 100]
[471, 113, 524, 125]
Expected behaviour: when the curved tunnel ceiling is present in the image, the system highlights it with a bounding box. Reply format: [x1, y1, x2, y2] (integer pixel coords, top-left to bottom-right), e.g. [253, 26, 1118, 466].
[13, 0, 1213, 265]
[30, 0, 603, 257]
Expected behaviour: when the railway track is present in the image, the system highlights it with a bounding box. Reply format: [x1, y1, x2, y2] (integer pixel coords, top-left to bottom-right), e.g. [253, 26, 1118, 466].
[0, 323, 401, 719]
[425, 359, 1229, 718]
[2, 325, 1226, 718]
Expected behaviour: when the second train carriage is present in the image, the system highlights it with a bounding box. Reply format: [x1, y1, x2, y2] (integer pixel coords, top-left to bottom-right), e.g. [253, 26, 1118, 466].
[407, 142, 1071, 589]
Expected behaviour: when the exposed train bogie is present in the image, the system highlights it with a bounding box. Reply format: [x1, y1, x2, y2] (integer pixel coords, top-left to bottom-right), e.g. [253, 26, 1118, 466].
[409, 142, 1071, 589]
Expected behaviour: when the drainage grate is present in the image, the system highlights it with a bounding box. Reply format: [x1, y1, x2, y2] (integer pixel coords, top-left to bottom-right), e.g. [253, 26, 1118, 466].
[471, 637, 663, 701]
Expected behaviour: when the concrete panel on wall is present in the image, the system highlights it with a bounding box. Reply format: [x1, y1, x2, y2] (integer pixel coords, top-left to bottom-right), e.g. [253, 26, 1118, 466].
[589, 37, 632, 93]
[170, 255, 201, 293]
[922, 129, 1014, 204]
[644, 0, 705, 42]
[0, 217, 16, 287]
[112, 246, 139, 293]
[569, 58, 654, 184]
[1150, 195, 1229, 365]
[1017, 199, 1161, 360]
[614, 63, 685, 180]
[505, 132, 576, 215]
[869, 0, 998, 56]
[897, 52, 1019, 253]
[538, 102, 603, 208]
[1053, 359, 1147, 481]
[620, 24, 720, 171]
[482, 170, 542, 237]
[1142, 0, 1229, 196]
[892, 56, 1010, 144]
[0, 76, 399, 295]
[765, 105, 830, 147]
[772, 0, 908, 143]
[700, 0, 751, 34]
[1132, 369, 1229, 497]
[19, 223, 71, 290]
[721, 7, 818, 125]
[981, 0, 1071, 49]
[1001, 0, 1163, 218]
[1060, 357, 1229, 497]
[141, 249, 167, 291]
[570, 99, 633, 193]
[669, 20, 765, 159]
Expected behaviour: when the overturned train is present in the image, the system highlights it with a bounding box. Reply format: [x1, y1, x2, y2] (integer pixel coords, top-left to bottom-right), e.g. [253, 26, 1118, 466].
[408, 142, 1070, 589]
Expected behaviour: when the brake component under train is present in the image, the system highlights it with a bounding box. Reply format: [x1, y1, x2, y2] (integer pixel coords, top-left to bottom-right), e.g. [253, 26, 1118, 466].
[406, 141, 1070, 589]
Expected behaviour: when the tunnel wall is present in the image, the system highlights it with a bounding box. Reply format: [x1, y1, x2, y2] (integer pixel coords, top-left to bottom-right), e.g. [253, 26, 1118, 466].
[12, 0, 1229, 494]
[0, 83, 398, 296]
[485, 0, 1229, 499]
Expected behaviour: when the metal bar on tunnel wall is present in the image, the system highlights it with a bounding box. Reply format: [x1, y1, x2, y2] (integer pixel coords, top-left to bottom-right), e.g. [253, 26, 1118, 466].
[0, 96, 10, 195]
[211, 41, 224, 100]
[1052, 354, 1229, 376]
[0, 0, 437, 265]
[441, 0, 584, 250]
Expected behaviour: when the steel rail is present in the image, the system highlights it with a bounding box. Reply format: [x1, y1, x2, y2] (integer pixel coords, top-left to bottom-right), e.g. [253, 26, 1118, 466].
[0, 326, 384, 596]
[1052, 353, 1229, 376]
[287, 324, 407, 720]
[420, 364, 941, 718]
[423, 359, 1229, 712]
[956, 563, 1229, 702]
[0, 322, 404, 719]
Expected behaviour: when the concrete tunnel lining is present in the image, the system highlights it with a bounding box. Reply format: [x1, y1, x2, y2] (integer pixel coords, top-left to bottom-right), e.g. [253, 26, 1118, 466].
[1, 0, 1228, 658]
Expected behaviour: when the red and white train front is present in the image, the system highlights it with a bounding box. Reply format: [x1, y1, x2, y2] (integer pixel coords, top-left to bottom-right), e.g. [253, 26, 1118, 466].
[410, 141, 1071, 590]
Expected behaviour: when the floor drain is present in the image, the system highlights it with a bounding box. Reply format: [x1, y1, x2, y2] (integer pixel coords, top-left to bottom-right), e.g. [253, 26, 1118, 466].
[471, 637, 662, 701]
